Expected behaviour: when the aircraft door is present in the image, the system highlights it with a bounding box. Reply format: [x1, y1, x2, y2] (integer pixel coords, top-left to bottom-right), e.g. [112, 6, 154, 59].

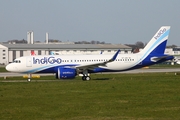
[26, 57, 32, 67]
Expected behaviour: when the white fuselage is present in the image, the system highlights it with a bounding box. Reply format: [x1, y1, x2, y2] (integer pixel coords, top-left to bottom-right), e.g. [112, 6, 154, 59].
[6, 53, 141, 73]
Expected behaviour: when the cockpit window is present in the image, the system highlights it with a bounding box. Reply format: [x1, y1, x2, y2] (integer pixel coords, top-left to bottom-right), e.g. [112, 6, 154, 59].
[13, 60, 21, 63]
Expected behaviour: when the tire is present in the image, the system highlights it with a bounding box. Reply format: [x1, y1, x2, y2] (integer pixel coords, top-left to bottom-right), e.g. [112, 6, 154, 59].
[27, 78, 31, 82]
[82, 76, 86, 81]
[86, 76, 91, 81]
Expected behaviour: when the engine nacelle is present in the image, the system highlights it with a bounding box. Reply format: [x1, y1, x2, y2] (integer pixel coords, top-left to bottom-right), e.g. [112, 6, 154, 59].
[56, 67, 76, 79]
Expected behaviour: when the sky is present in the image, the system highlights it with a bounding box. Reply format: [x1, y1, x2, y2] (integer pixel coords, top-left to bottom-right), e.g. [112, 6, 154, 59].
[0, 0, 180, 45]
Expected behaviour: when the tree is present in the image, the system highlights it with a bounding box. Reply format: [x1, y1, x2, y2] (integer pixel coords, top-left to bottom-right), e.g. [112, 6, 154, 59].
[135, 41, 144, 48]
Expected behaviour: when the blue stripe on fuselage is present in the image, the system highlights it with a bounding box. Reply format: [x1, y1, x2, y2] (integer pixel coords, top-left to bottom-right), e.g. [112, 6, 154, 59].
[22, 64, 78, 74]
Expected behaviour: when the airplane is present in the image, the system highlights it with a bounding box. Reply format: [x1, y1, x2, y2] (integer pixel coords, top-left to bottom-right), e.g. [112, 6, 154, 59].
[31, 50, 55, 56]
[6, 26, 174, 81]
[31, 50, 36, 56]
[50, 51, 55, 55]
[172, 56, 180, 65]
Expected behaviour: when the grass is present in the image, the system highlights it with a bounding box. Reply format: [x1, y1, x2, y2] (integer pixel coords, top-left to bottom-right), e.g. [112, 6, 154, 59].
[0, 66, 7, 72]
[0, 73, 180, 120]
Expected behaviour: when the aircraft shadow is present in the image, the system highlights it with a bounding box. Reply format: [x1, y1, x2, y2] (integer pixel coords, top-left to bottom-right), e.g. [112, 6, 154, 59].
[93, 78, 110, 80]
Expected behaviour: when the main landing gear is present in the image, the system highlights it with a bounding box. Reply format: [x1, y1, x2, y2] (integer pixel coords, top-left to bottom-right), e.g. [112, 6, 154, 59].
[81, 70, 91, 81]
[82, 76, 91, 81]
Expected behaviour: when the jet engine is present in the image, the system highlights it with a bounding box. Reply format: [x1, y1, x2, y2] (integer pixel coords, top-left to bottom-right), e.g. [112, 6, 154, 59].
[55, 67, 77, 79]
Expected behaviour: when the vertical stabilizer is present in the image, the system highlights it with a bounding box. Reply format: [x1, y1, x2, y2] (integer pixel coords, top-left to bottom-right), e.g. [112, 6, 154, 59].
[31, 50, 36, 56]
[139, 26, 170, 55]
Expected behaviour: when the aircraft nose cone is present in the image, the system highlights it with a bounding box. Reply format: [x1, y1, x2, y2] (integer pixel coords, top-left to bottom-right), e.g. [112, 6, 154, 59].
[5, 64, 16, 72]
[5, 64, 11, 72]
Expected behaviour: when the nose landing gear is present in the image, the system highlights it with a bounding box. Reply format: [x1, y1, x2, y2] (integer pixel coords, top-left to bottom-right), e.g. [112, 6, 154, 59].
[27, 74, 31, 82]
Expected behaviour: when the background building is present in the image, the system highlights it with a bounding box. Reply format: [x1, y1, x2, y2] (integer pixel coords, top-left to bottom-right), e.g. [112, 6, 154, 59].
[165, 47, 180, 55]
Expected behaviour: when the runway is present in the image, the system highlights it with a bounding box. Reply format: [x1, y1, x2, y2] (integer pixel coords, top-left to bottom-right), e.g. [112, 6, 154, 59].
[0, 68, 180, 77]
[119, 68, 180, 74]
[0, 68, 180, 82]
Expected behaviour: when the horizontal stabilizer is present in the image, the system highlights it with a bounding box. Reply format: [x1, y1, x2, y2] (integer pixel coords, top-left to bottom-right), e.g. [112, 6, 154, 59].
[151, 55, 173, 62]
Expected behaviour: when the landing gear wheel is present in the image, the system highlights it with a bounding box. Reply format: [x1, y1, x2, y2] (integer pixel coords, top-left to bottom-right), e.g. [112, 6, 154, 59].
[86, 76, 91, 81]
[82, 76, 91, 81]
[82, 76, 86, 81]
[27, 78, 31, 82]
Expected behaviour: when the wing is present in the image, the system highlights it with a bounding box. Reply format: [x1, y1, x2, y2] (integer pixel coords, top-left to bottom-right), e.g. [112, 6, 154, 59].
[76, 50, 120, 71]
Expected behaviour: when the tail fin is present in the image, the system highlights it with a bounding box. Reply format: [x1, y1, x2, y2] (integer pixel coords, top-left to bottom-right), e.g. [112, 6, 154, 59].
[31, 50, 36, 56]
[139, 26, 170, 55]
[50, 51, 55, 55]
